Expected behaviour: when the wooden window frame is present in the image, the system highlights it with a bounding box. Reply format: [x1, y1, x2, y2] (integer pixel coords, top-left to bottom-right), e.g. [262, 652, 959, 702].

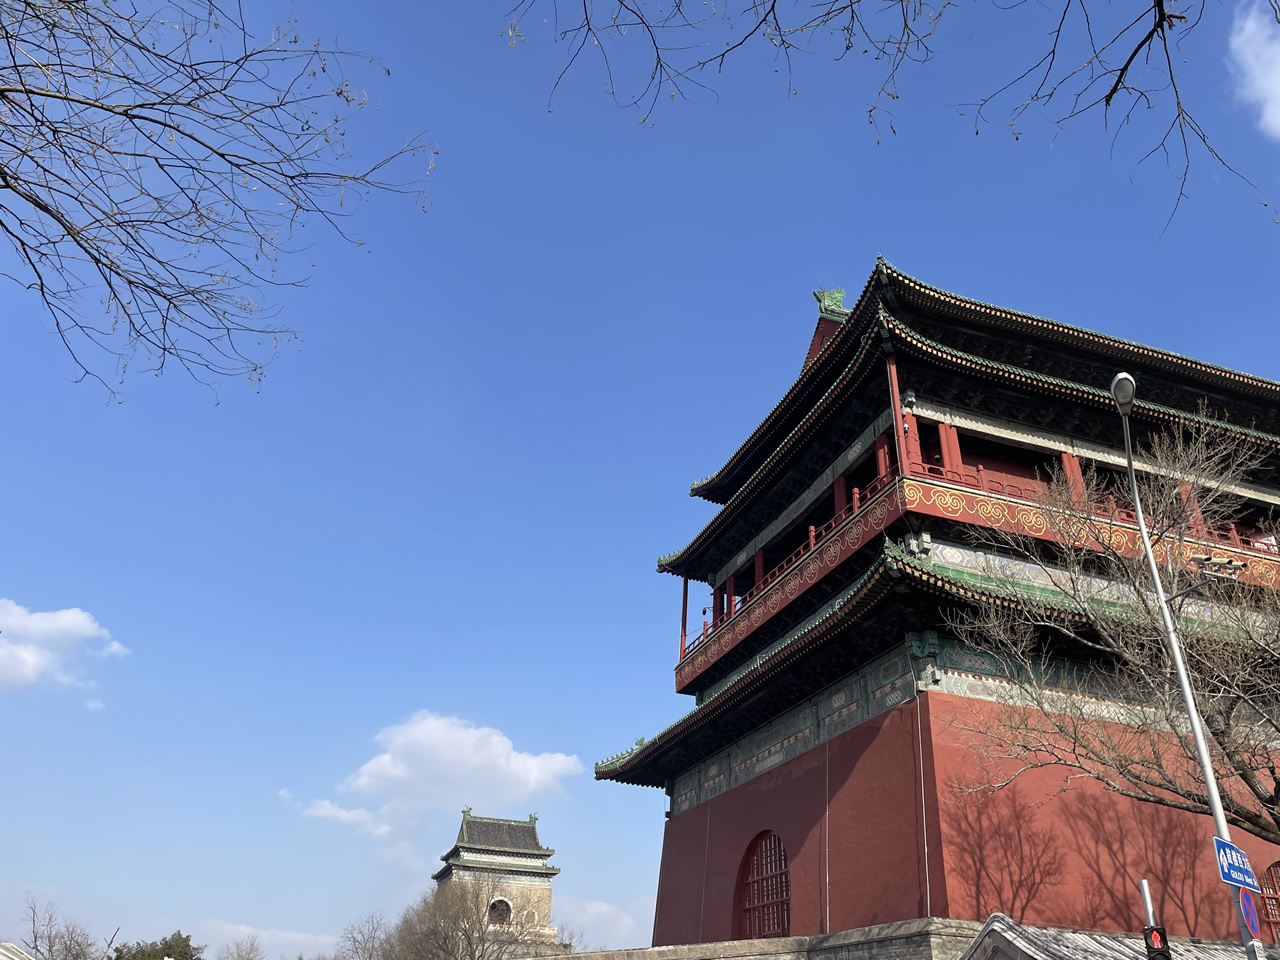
[737, 831, 791, 939]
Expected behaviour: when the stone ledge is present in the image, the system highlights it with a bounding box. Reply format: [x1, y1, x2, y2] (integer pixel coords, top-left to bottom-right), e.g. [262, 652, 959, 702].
[538, 917, 985, 960]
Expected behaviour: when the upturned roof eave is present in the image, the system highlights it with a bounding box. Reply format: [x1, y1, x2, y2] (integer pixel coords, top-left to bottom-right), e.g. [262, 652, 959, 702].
[684, 258, 1280, 509]
[884, 312, 1280, 447]
[437, 844, 552, 870]
[431, 860, 562, 881]
[601, 543, 1099, 788]
[885, 263, 1280, 400]
[656, 321, 884, 578]
[686, 267, 886, 505]
[658, 301, 1280, 580]
[597, 552, 899, 786]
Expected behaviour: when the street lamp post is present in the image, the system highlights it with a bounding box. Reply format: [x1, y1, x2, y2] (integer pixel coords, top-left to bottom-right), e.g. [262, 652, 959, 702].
[1109, 372, 1263, 960]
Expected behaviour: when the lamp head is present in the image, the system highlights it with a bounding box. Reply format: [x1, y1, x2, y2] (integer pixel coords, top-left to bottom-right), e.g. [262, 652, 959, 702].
[1110, 372, 1136, 416]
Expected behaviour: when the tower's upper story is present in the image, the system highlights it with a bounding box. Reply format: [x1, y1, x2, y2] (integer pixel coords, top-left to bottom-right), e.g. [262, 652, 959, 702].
[658, 259, 1280, 701]
[432, 809, 560, 884]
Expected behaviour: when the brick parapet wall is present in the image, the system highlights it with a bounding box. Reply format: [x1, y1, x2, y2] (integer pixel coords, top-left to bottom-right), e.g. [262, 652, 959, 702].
[540, 919, 983, 960]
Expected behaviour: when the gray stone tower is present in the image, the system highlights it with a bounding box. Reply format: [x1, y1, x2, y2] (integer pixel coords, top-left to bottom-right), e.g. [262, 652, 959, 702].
[432, 809, 567, 953]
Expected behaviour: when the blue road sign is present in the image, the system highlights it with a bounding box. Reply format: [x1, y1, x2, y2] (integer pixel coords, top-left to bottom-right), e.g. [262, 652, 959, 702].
[1215, 837, 1262, 893]
[1241, 888, 1262, 940]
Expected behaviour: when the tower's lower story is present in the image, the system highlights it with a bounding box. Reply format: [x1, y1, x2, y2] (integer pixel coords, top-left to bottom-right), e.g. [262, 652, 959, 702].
[599, 582, 1280, 946]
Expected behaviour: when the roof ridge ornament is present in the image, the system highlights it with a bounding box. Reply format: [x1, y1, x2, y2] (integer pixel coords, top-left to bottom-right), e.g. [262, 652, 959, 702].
[812, 287, 847, 318]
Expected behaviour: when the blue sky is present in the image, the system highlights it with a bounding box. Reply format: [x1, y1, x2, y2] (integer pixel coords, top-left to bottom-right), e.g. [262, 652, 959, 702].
[0, 0, 1277, 954]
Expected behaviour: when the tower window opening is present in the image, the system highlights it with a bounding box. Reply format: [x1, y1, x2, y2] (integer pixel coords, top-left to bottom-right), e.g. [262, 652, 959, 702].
[1260, 862, 1280, 941]
[738, 831, 790, 939]
[488, 899, 512, 925]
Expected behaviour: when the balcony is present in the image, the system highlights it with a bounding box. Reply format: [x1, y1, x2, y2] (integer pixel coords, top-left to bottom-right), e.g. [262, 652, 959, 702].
[676, 455, 1279, 692]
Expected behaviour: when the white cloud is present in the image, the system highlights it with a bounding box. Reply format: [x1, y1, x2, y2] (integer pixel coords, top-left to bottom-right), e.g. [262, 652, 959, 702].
[93, 640, 132, 658]
[84, 699, 104, 711]
[0, 598, 114, 687]
[1229, 3, 1280, 140]
[304, 799, 392, 839]
[307, 712, 582, 863]
[201, 919, 335, 957]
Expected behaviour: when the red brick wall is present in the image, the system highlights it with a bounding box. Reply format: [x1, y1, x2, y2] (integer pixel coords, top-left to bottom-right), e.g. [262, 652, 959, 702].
[926, 693, 1280, 941]
[652, 701, 936, 945]
[650, 691, 1280, 946]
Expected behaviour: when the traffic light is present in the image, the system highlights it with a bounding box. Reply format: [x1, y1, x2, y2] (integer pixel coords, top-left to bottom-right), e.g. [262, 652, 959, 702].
[1143, 925, 1172, 960]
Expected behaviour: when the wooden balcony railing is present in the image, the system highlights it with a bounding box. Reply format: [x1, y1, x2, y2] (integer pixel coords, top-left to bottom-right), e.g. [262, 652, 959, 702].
[680, 458, 1278, 664]
[683, 470, 898, 660]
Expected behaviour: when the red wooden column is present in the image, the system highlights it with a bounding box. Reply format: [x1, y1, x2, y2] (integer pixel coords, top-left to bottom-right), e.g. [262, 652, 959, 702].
[755, 548, 766, 586]
[902, 411, 923, 470]
[834, 475, 848, 517]
[1061, 452, 1085, 503]
[680, 576, 689, 658]
[1178, 481, 1207, 534]
[874, 435, 892, 479]
[938, 423, 962, 472]
[726, 575, 737, 618]
[885, 354, 911, 476]
[712, 585, 724, 626]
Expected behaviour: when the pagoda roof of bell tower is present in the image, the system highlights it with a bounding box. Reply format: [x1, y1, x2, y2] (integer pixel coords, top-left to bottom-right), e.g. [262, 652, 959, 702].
[430, 809, 559, 882]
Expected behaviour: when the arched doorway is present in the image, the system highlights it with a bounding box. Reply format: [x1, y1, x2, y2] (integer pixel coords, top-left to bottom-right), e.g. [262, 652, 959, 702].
[737, 831, 790, 939]
[1260, 862, 1280, 941]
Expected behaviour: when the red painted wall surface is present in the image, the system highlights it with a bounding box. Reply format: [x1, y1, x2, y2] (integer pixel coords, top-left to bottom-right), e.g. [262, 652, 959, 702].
[926, 693, 1280, 941]
[650, 692, 1280, 947]
[651, 700, 940, 946]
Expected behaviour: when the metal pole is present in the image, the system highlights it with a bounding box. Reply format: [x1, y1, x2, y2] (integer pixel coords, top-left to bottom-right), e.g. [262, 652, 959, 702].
[1118, 412, 1263, 960]
[1141, 879, 1156, 928]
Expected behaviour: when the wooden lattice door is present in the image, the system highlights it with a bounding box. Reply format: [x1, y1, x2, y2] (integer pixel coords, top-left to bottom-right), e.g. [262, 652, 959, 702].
[1260, 862, 1280, 941]
[739, 831, 790, 939]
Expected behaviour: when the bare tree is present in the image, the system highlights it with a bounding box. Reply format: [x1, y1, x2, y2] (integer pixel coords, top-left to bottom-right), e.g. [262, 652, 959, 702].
[551, 928, 587, 954]
[214, 937, 266, 960]
[0, 0, 430, 390]
[949, 417, 1280, 843]
[20, 897, 117, 960]
[385, 880, 559, 960]
[336, 914, 389, 960]
[512, 0, 1273, 216]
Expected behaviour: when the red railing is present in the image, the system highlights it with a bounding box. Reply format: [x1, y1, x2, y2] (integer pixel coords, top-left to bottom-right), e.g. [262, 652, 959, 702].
[680, 459, 1279, 662]
[683, 470, 899, 659]
[1097, 502, 1279, 558]
[917, 461, 1045, 502]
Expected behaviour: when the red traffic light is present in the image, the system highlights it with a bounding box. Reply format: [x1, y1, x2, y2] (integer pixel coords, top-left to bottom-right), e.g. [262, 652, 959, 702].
[1144, 926, 1171, 960]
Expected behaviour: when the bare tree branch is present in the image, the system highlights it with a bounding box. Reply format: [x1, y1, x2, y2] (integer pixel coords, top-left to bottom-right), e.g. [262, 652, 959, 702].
[949, 415, 1280, 844]
[514, 0, 1272, 214]
[0, 0, 432, 392]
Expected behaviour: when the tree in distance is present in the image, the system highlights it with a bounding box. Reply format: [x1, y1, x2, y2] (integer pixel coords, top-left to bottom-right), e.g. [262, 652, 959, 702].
[370, 879, 576, 960]
[511, 0, 1276, 217]
[19, 897, 115, 960]
[214, 937, 267, 960]
[336, 914, 390, 960]
[112, 930, 204, 960]
[950, 415, 1280, 843]
[0, 0, 431, 391]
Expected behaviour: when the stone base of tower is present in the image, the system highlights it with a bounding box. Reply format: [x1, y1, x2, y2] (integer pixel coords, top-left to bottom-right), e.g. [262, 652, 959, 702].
[542, 916, 1278, 960]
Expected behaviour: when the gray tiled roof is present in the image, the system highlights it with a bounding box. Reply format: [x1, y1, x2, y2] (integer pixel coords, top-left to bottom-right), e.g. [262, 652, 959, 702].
[457, 814, 549, 853]
[962, 914, 1278, 960]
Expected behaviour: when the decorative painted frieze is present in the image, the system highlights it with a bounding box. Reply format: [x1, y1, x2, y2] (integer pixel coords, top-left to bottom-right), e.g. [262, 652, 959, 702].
[672, 645, 925, 815]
